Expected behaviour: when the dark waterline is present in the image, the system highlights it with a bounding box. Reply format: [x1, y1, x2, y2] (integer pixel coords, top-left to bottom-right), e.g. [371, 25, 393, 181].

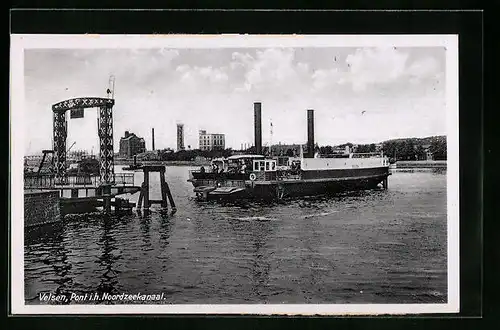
[25, 167, 447, 304]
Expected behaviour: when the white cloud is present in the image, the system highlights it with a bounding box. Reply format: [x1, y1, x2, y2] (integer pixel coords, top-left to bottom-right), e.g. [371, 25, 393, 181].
[345, 47, 409, 92]
[176, 65, 229, 90]
[310, 48, 443, 93]
[158, 48, 180, 59]
[312, 68, 345, 91]
[406, 56, 442, 84]
[230, 48, 311, 95]
[93, 49, 180, 83]
[230, 52, 254, 69]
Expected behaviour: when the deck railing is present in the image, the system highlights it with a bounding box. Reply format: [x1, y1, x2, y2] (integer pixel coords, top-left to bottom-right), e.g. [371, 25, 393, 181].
[276, 171, 302, 181]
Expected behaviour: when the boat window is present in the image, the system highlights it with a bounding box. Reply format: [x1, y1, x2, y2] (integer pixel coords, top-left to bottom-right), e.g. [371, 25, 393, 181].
[265, 162, 270, 171]
[259, 161, 265, 171]
[271, 162, 276, 170]
[253, 161, 259, 171]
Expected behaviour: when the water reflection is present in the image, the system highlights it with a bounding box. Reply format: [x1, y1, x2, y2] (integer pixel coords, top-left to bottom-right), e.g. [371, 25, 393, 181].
[225, 212, 275, 301]
[250, 220, 273, 298]
[138, 210, 152, 245]
[158, 210, 173, 248]
[95, 215, 121, 298]
[25, 222, 73, 304]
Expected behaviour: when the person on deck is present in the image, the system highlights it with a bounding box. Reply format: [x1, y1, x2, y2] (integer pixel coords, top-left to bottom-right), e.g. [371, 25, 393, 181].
[240, 163, 247, 174]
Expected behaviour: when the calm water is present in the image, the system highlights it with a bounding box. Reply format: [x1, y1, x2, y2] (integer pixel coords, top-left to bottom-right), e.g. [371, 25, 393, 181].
[24, 167, 447, 304]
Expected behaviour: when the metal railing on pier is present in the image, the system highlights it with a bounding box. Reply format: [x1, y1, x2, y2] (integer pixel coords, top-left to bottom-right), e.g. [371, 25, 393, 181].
[24, 174, 55, 188]
[24, 173, 135, 189]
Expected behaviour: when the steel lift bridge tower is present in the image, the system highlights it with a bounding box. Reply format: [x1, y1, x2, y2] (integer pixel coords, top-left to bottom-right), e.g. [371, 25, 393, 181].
[52, 97, 115, 185]
[49, 96, 176, 214]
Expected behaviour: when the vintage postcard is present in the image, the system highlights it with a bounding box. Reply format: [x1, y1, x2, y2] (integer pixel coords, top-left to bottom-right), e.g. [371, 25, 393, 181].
[10, 34, 459, 314]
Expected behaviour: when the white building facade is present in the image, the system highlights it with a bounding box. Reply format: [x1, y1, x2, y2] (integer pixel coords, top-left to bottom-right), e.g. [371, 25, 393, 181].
[199, 130, 225, 151]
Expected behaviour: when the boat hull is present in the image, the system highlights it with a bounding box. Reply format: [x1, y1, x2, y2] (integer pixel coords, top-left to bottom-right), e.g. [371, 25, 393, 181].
[190, 167, 390, 200]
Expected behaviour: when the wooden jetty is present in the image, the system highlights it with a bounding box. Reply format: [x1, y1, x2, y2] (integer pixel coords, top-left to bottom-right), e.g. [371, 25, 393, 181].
[25, 167, 177, 215]
[25, 172, 141, 214]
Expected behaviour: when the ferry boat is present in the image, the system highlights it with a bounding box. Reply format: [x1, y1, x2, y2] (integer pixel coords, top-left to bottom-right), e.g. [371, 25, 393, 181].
[188, 152, 390, 200]
[187, 103, 390, 201]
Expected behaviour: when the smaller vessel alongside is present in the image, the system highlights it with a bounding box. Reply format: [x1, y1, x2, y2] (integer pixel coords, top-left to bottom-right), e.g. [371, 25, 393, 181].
[122, 155, 143, 171]
[122, 164, 143, 171]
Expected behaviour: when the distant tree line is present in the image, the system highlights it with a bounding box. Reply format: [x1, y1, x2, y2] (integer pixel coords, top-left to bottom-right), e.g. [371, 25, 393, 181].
[429, 139, 447, 160]
[353, 144, 377, 153]
[382, 136, 446, 162]
[140, 148, 234, 161]
[317, 143, 377, 155]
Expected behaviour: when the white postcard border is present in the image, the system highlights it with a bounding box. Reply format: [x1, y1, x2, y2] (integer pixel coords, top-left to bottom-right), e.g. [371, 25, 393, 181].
[10, 34, 459, 315]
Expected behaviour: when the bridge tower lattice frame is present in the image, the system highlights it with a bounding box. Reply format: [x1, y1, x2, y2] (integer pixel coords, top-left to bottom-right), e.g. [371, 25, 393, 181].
[52, 97, 115, 186]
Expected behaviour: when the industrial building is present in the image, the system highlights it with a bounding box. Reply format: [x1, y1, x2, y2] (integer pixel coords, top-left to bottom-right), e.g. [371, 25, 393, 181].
[198, 130, 225, 151]
[119, 131, 146, 158]
[177, 124, 185, 151]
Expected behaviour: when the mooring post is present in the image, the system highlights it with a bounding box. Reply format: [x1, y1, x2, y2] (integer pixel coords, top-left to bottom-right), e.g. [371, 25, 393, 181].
[137, 166, 176, 212]
[159, 169, 168, 208]
[115, 198, 121, 213]
[143, 168, 150, 209]
[383, 177, 388, 190]
[137, 183, 144, 209]
[164, 181, 176, 212]
[102, 184, 112, 213]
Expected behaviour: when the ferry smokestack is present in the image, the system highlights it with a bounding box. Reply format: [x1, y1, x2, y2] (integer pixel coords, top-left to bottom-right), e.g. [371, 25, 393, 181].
[152, 128, 155, 151]
[254, 102, 262, 155]
[307, 109, 315, 158]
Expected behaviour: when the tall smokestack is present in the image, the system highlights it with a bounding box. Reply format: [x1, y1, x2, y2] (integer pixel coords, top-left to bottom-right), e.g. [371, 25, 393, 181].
[307, 109, 315, 158]
[254, 102, 262, 155]
[152, 128, 155, 151]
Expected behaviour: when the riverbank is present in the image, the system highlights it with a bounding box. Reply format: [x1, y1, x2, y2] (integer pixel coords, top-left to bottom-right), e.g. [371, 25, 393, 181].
[393, 160, 447, 169]
[114, 159, 210, 167]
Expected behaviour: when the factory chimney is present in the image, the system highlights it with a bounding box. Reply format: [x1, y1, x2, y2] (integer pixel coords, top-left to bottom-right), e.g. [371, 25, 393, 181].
[254, 102, 262, 155]
[307, 109, 315, 158]
[152, 128, 155, 151]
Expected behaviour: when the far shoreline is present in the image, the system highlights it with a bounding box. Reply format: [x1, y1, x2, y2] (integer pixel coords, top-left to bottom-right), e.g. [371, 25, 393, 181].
[114, 159, 210, 167]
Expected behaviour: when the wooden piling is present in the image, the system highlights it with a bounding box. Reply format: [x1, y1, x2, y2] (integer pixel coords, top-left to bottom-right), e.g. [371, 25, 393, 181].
[143, 169, 150, 209]
[164, 181, 176, 212]
[159, 170, 168, 208]
[137, 184, 144, 209]
[115, 197, 121, 212]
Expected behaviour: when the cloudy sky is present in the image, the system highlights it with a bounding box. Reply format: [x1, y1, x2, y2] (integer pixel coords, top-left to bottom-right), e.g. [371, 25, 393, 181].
[24, 46, 446, 155]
